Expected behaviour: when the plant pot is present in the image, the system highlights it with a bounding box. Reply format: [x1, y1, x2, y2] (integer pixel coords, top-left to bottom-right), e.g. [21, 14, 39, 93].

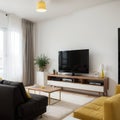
[39, 67, 45, 72]
[36, 71, 47, 86]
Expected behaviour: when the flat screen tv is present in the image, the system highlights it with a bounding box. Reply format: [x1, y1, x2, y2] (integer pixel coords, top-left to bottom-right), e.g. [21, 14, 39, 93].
[59, 49, 89, 75]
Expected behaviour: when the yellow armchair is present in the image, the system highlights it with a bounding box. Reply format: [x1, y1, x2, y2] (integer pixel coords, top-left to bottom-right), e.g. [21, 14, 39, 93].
[115, 85, 120, 94]
[104, 94, 120, 120]
[73, 85, 120, 120]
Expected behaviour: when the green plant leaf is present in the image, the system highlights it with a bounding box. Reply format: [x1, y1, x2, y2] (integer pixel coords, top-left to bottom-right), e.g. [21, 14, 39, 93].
[34, 54, 49, 71]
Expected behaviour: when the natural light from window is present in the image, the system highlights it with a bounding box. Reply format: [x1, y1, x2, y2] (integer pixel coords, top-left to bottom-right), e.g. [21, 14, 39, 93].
[0, 30, 4, 77]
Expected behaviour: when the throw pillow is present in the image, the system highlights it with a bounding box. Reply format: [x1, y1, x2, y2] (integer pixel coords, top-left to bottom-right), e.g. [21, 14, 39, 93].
[26, 91, 32, 99]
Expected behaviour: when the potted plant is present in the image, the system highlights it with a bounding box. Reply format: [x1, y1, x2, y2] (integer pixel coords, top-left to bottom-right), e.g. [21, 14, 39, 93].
[34, 54, 49, 71]
[34, 54, 49, 86]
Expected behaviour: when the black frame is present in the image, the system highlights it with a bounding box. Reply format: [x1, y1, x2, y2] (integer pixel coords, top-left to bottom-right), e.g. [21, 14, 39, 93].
[58, 49, 89, 75]
[118, 28, 120, 84]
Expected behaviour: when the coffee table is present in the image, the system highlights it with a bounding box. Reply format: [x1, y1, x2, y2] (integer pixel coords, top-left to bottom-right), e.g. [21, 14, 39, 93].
[26, 86, 62, 105]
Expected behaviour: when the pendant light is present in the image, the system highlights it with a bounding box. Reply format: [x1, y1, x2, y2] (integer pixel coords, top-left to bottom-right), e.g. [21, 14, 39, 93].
[36, 0, 47, 12]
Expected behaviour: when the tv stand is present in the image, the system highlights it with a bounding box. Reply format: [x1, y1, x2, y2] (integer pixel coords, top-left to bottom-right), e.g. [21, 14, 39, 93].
[47, 74, 109, 96]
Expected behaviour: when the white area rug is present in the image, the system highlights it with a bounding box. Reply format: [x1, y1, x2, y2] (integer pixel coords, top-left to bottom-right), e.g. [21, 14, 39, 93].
[36, 91, 96, 120]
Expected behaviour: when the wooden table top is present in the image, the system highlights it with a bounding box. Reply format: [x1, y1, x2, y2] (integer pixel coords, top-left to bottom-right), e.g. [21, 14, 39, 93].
[26, 86, 61, 93]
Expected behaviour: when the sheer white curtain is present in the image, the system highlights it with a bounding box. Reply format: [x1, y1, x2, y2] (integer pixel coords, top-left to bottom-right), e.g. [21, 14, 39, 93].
[3, 15, 23, 82]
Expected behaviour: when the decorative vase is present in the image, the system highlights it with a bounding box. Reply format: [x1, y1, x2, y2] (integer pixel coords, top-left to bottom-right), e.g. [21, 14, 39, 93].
[100, 69, 104, 78]
[99, 64, 105, 78]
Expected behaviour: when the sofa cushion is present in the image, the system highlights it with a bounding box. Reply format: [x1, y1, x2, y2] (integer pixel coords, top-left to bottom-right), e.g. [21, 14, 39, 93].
[0, 80, 3, 84]
[30, 94, 48, 106]
[2, 80, 29, 102]
[17, 94, 48, 118]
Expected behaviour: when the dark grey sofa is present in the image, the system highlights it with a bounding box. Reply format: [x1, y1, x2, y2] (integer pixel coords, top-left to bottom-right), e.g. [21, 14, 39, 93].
[0, 80, 48, 120]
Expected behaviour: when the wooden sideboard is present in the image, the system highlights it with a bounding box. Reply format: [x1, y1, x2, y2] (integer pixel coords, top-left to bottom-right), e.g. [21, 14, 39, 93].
[47, 74, 109, 96]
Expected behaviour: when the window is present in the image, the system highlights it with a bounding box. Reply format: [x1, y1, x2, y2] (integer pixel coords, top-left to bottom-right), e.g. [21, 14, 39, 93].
[5, 30, 23, 81]
[0, 15, 23, 82]
[0, 29, 22, 81]
[0, 30, 4, 77]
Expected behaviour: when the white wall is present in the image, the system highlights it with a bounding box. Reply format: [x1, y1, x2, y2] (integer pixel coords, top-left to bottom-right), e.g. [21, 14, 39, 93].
[36, 1, 120, 95]
[0, 12, 8, 28]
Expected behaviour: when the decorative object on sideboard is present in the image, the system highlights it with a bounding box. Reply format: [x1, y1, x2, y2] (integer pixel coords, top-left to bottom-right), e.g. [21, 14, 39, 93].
[99, 64, 105, 78]
[94, 71, 99, 77]
[53, 69, 56, 75]
[34, 54, 49, 71]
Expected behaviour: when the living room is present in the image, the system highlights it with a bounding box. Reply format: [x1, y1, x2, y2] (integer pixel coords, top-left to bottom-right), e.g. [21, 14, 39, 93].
[0, 0, 120, 120]
[36, 0, 119, 96]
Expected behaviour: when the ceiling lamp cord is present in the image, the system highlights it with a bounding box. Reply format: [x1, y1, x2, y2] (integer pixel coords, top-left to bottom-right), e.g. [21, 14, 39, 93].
[36, 0, 47, 12]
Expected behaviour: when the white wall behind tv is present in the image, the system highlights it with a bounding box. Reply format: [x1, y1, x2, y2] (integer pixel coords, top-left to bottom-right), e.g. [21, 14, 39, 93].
[35, 1, 120, 95]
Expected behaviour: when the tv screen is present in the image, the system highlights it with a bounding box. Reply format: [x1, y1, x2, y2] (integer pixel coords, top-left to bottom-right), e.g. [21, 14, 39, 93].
[59, 49, 89, 75]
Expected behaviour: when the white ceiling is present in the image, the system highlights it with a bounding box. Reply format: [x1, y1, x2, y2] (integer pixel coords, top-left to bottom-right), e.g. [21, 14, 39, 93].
[0, 0, 117, 22]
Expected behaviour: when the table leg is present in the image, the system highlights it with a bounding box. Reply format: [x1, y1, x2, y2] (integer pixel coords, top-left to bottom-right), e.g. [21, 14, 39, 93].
[28, 89, 30, 93]
[59, 90, 61, 101]
[48, 93, 51, 105]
